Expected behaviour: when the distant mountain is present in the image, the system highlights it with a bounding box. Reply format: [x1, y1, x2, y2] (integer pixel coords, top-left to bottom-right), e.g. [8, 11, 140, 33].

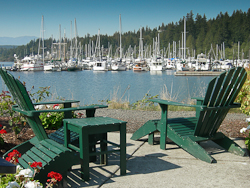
[0, 36, 38, 45]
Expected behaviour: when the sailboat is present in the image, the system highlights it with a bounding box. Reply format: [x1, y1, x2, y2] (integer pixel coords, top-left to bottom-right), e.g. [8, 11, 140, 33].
[133, 27, 148, 71]
[67, 19, 81, 71]
[111, 14, 127, 71]
[149, 33, 165, 71]
[21, 16, 45, 71]
[93, 29, 108, 71]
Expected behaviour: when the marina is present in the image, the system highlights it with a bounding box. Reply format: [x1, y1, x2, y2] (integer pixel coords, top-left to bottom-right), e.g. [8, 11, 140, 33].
[5, 15, 248, 74]
[0, 61, 215, 106]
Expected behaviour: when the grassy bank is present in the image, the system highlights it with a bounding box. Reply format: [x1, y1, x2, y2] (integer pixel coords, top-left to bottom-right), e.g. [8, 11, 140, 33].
[103, 85, 242, 113]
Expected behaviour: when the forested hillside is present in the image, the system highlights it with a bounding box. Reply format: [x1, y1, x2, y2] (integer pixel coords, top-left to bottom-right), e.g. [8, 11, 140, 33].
[0, 9, 249, 62]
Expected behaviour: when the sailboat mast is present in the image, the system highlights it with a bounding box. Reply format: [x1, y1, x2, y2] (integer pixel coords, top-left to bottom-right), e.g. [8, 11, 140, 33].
[64, 29, 66, 60]
[59, 24, 61, 60]
[42, 16, 44, 63]
[139, 27, 143, 59]
[70, 21, 72, 59]
[74, 18, 78, 60]
[119, 14, 122, 59]
[184, 16, 186, 60]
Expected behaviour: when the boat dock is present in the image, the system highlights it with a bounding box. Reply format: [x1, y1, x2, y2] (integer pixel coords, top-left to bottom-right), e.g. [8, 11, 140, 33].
[175, 71, 224, 76]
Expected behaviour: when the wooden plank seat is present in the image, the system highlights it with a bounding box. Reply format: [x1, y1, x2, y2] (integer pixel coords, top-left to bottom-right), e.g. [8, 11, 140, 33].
[131, 67, 248, 163]
[0, 67, 107, 184]
[18, 139, 77, 184]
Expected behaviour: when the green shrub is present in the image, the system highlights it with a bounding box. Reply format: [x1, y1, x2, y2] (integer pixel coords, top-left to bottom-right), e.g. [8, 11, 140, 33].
[236, 67, 250, 149]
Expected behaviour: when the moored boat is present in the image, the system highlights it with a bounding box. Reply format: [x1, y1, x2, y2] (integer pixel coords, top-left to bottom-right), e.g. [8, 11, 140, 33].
[20, 56, 44, 71]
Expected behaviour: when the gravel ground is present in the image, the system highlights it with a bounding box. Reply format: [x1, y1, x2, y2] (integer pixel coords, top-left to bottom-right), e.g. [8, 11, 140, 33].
[93, 109, 248, 136]
[1, 109, 248, 157]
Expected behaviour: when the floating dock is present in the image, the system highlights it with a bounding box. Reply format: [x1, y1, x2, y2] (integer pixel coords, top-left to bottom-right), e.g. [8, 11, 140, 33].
[175, 71, 224, 76]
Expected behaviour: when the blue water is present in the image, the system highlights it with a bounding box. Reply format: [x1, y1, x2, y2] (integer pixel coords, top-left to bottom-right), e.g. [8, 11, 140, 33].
[0, 62, 214, 105]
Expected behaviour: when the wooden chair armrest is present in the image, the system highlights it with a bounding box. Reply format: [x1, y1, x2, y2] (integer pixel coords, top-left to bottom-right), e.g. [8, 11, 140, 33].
[33, 100, 80, 105]
[150, 99, 203, 109]
[150, 99, 241, 111]
[191, 97, 204, 103]
[203, 103, 241, 111]
[12, 105, 108, 117]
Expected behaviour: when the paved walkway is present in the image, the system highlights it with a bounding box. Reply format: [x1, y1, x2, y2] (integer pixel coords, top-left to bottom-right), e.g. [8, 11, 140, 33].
[67, 133, 250, 188]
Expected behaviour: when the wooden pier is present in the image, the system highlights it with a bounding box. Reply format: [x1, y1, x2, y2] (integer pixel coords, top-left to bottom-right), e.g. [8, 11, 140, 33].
[175, 71, 224, 76]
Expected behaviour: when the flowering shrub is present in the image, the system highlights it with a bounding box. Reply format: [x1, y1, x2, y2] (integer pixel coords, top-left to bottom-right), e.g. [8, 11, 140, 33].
[236, 68, 250, 115]
[0, 124, 7, 145]
[5, 149, 22, 165]
[76, 112, 84, 118]
[28, 86, 51, 103]
[1, 150, 62, 188]
[0, 90, 25, 135]
[237, 67, 250, 150]
[46, 171, 63, 187]
[131, 93, 159, 110]
[240, 118, 250, 150]
[39, 104, 64, 130]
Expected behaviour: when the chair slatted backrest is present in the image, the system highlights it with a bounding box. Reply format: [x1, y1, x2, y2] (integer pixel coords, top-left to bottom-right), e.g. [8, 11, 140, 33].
[194, 67, 247, 137]
[0, 68, 48, 141]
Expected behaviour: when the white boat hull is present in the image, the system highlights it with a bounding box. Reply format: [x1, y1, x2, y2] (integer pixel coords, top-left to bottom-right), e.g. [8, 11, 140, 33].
[150, 65, 163, 71]
[93, 61, 108, 71]
[21, 63, 44, 71]
[111, 65, 127, 71]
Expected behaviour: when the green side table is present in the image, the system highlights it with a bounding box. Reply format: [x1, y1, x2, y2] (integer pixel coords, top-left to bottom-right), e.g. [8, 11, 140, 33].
[63, 116, 127, 181]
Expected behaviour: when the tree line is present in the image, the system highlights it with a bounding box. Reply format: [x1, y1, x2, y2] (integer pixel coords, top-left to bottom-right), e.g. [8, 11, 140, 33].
[0, 8, 250, 62]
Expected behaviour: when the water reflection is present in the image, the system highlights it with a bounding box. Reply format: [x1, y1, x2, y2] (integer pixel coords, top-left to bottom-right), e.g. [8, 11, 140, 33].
[149, 71, 162, 75]
[0, 65, 213, 105]
[165, 70, 175, 75]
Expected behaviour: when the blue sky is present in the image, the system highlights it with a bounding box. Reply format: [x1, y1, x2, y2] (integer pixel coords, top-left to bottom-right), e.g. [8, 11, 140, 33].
[0, 0, 249, 39]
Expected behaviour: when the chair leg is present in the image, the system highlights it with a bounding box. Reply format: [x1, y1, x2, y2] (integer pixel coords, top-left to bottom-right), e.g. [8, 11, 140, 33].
[148, 132, 154, 145]
[120, 123, 126, 176]
[213, 133, 247, 157]
[130, 120, 159, 141]
[160, 124, 167, 150]
[167, 129, 215, 163]
[100, 133, 107, 165]
[89, 136, 97, 162]
[80, 131, 90, 181]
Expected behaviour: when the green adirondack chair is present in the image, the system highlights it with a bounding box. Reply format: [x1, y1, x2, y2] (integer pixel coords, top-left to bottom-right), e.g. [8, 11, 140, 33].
[131, 67, 248, 163]
[0, 68, 107, 184]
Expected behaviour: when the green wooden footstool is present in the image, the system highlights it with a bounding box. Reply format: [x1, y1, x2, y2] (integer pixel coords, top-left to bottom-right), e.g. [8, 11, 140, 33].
[63, 116, 127, 181]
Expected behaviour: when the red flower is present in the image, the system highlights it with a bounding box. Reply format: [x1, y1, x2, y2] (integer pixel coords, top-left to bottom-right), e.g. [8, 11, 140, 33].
[30, 161, 42, 168]
[0, 124, 2, 127]
[0, 129, 7, 134]
[47, 171, 63, 182]
[53, 104, 59, 109]
[6, 149, 21, 164]
[5, 156, 11, 162]
[8, 149, 21, 158]
[5, 155, 19, 164]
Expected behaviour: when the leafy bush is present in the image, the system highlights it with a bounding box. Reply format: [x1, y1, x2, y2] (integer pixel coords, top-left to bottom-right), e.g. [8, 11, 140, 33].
[39, 111, 64, 130]
[0, 124, 7, 146]
[29, 86, 51, 103]
[236, 67, 250, 150]
[236, 67, 250, 115]
[0, 90, 25, 135]
[131, 93, 159, 111]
